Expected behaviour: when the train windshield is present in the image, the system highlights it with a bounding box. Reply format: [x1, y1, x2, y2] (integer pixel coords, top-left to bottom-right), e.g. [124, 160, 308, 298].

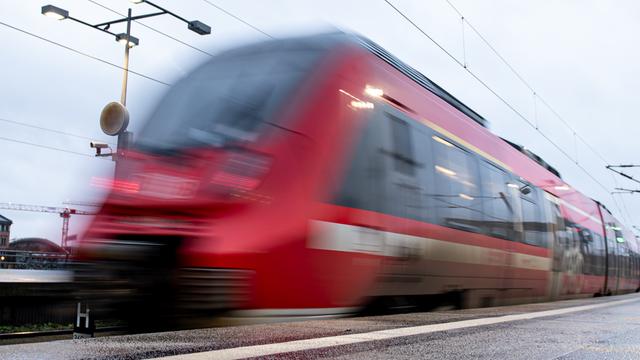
[135, 43, 323, 153]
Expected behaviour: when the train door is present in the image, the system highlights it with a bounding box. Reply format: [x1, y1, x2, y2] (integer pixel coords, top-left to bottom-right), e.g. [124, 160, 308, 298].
[513, 181, 549, 299]
[604, 221, 620, 294]
[429, 132, 488, 299]
[611, 224, 626, 293]
[543, 192, 566, 300]
[384, 110, 423, 227]
[351, 105, 388, 252]
[474, 166, 549, 303]
[326, 97, 389, 301]
[373, 106, 426, 295]
[477, 161, 515, 297]
[502, 177, 526, 298]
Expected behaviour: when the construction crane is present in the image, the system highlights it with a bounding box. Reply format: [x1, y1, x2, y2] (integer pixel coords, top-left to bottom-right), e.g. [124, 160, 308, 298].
[0, 202, 95, 248]
[63, 200, 101, 208]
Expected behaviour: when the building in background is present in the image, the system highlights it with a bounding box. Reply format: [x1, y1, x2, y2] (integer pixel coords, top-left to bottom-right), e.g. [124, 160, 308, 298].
[0, 214, 11, 249]
[2, 238, 68, 269]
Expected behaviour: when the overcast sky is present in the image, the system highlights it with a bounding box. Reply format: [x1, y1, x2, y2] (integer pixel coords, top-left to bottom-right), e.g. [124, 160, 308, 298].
[1, 0, 639, 243]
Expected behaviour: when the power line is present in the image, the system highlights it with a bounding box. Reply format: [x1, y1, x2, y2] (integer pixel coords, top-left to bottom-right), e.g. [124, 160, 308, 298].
[614, 187, 640, 194]
[383, 1, 615, 197]
[0, 20, 170, 86]
[606, 166, 640, 185]
[0, 117, 115, 146]
[86, 0, 215, 57]
[384, 0, 463, 68]
[0, 135, 97, 158]
[441, 0, 632, 222]
[199, 0, 274, 39]
[613, 192, 634, 223]
[444, 0, 534, 92]
[609, 173, 632, 224]
[443, 0, 611, 166]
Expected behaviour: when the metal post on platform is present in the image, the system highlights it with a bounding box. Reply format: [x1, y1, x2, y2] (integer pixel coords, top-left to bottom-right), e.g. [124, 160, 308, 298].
[73, 302, 95, 339]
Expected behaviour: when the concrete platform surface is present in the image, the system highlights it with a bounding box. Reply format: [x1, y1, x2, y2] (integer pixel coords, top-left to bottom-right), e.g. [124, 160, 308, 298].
[2, 293, 640, 360]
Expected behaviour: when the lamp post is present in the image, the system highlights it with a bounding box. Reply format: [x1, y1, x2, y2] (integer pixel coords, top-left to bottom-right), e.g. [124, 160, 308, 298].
[41, 1, 211, 167]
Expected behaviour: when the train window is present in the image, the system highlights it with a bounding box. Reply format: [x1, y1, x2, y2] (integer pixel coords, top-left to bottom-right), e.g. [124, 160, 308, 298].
[520, 184, 545, 247]
[622, 246, 630, 278]
[479, 162, 514, 240]
[605, 222, 620, 278]
[548, 199, 566, 271]
[380, 110, 430, 222]
[593, 231, 605, 276]
[136, 44, 325, 153]
[392, 125, 432, 222]
[614, 228, 624, 243]
[388, 114, 416, 176]
[431, 138, 482, 233]
[332, 107, 386, 213]
[577, 227, 595, 275]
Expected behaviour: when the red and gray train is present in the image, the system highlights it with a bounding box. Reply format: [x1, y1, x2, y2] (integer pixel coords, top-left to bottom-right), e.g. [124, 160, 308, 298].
[76, 32, 640, 319]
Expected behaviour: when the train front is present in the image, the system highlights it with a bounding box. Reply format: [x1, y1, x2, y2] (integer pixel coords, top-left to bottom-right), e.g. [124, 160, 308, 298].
[74, 34, 379, 324]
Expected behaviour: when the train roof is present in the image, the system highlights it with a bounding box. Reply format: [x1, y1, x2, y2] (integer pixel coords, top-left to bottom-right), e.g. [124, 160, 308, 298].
[347, 34, 566, 179]
[353, 36, 489, 128]
[218, 32, 490, 128]
[345, 34, 636, 238]
[500, 138, 562, 179]
[211, 33, 614, 230]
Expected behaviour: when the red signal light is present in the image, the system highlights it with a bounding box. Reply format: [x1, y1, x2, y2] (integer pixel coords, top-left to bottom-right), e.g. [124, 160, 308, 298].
[91, 177, 140, 193]
[210, 151, 271, 192]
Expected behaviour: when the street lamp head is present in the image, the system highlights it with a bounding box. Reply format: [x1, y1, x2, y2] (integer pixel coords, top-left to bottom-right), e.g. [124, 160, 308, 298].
[188, 20, 211, 35]
[129, 0, 145, 3]
[116, 33, 139, 48]
[41, 5, 69, 20]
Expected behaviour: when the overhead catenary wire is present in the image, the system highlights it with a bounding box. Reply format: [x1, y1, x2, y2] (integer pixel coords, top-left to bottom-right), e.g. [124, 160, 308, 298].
[0, 21, 170, 87]
[441, 0, 632, 222]
[4, 1, 273, 87]
[443, 1, 617, 166]
[161, 0, 626, 215]
[94, 0, 627, 222]
[606, 166, 640, 185]
[460, 15, 467, 68]
[4, 2, 629, 218]
[0, 135, 98, 159]
[383, 0, 464, 68]
[0, 117, 115, 146]
[102, 0, 617, 203]
[444, 0, 612, 166]
[383, 0, 622, 212]
[0, 1, 274, 162]
[609, 173, 632, 224]
[199, 0, 274, 39]
[613, 190, 634, 224]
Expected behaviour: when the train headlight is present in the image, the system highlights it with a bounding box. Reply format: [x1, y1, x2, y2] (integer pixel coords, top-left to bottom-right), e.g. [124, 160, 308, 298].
[364, 85, 384, 98]
[350, 101, 374, 109]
